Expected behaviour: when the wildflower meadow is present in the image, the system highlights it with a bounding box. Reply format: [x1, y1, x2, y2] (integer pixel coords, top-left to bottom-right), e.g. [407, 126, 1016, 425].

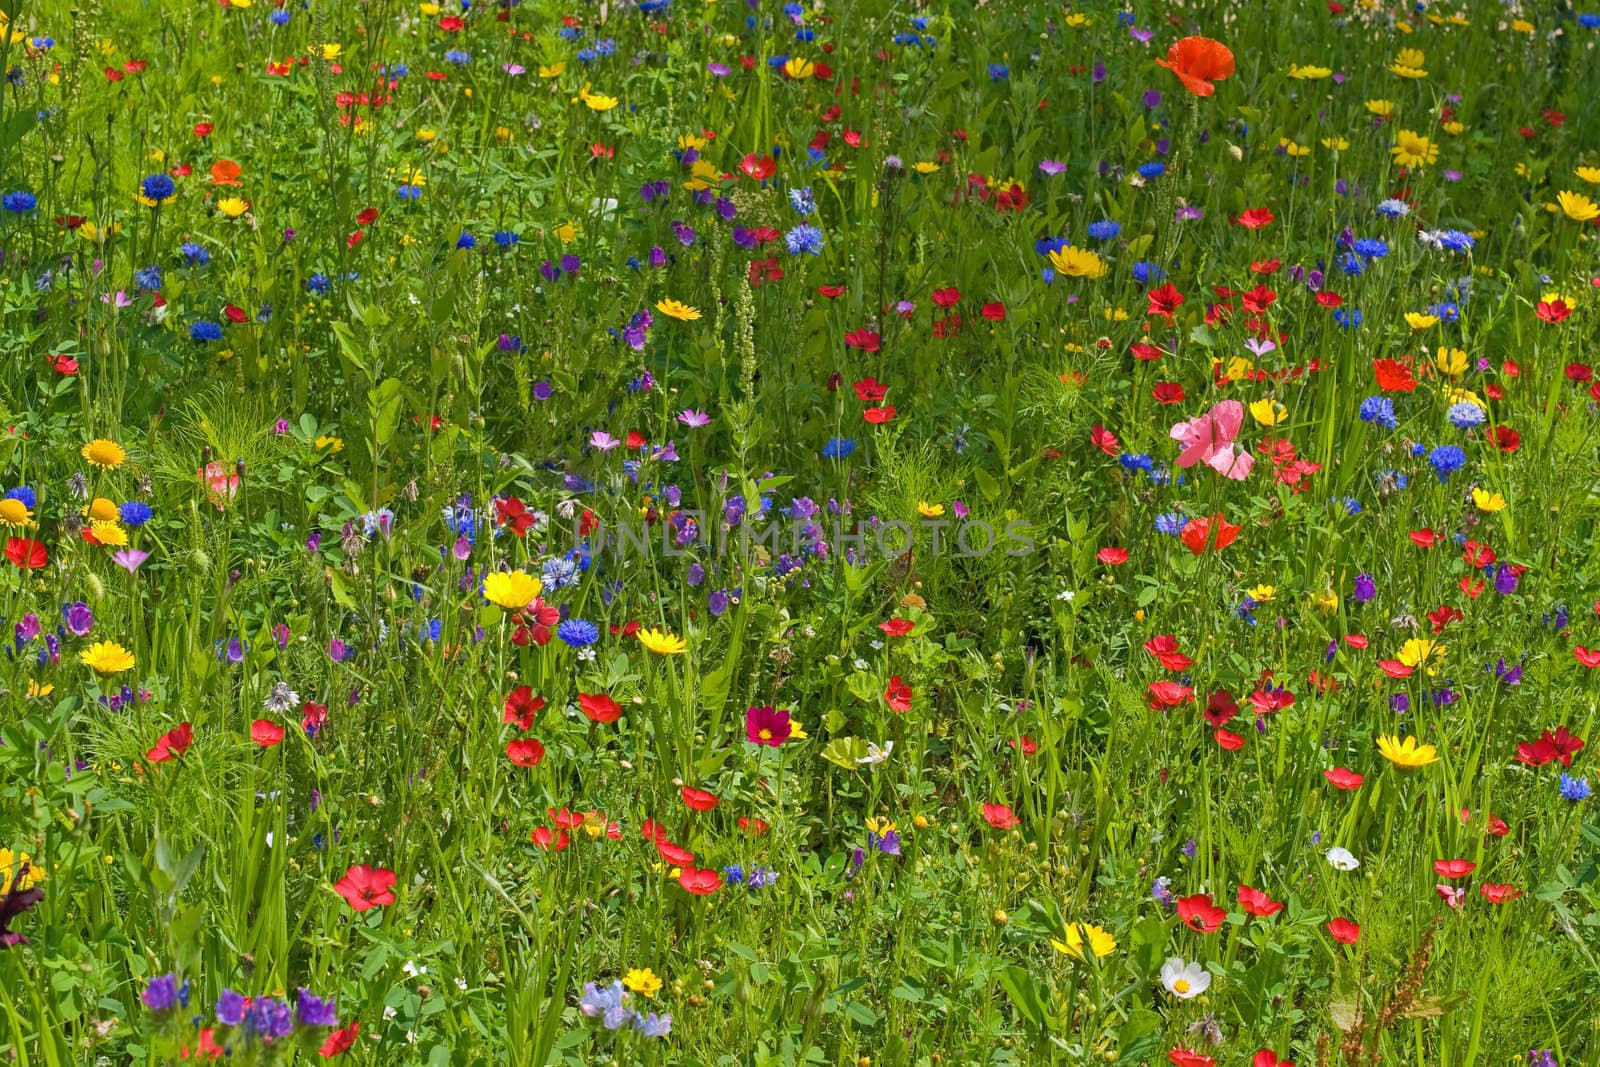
[3, 0, 1600, 1063]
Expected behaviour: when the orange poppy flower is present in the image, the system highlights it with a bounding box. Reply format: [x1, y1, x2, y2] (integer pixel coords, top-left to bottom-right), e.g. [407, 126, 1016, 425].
[1155, 36, 1235, 97]
[210, 159, 242, 186]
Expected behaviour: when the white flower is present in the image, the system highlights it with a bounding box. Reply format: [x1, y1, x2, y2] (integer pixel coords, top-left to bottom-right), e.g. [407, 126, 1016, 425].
[1056, 589, 1076, 602]
[455, 977, 468, 992]
[1325, 847, 1360, 871]
[857, 740, 893, 766]
[852, 658, 869, 671]
[382, 1005, 398, 1021]
[1160, 957, 1211, 999]
[402, 960, 427, 978]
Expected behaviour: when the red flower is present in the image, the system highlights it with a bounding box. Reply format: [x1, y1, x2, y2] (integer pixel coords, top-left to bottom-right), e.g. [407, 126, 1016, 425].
[678, 866, 723, 895]
[739, 154, 776, 181]
[657, 838, 695, 865]
[1486, 425, 1520, 452]
[880, 617, 914, 637]
[1479, 883, 1522, 904]
[5, 537, 48, 569]
[1409, 529, 1441, 547]
[1326, 917, 1361, 944]
[1315, 291, 1343, 308]
[1236, 207, 1274, 229]
[1152, 382, 1187, 404]
[980, 302, 1007, 321]
[578, 692, 621, 724]
[853, 376, 888, 402]
[1096, 546, 1129, 565]
[1323, 767, 1364, 790]
[181, 1026, 225, 1059]
[681, 786, 720, 811]
[1240, 285, 1277, 314]
[1179, 514, 1241, 556]
[193, 122, 214, 137]
[332, 864, 397, 911]
[884, 675, 913, 712]
[844, 328, 881, 352]
[250, 720, 285, 748]
[1090, 425, 1121, 456]
[1536, 299, 1571, 324]
[1176, 893, 1227, 933]
[1143, 635, 1194, 671]
[1253, 1052, 1293, 1067]
[981, 802, 1021, 830]
[1154, 35, 1235, 97]
[863, 405, 897, 424]
[530, 826, 569, 852]
[1372, 358, 1418, 392]
[506, 738, 546, 767]
[1433, 858, 1475, 879]
[1214, 728, 1246, 750]
[1574, 647, 1600, 668]
[1237, 884, 1284, 917]
[1131, 342, 1165, 361]
[1008, 735, 1038, 756]
[817, 284, 847, 299]
[438, 14, 464, 30]
[931, 287, 961, 308]
[1203, 691, 1238, 726]
[51, 354, 79, 375]
[738, 816, 771, 835]
[503, 686, 546, 730]
[146, 722, 194, 763]
[319, 1021, 360, 1057]
[1168, 1049, 1217, 1067]
[1146, 284, 1186, 319]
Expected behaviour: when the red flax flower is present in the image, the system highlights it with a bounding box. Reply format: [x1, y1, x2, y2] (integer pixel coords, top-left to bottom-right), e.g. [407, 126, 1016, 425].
[1143, 635, 1195, 671]
[1480, 883, 1522, 904]
[578, 692, 621, 723]
[1203, 691, 1238, 727]
[319, 1021, 360, 1057]
[505, 738, 546, 767]
[530, 826, 569, 852]
[1154, 36, 1235, 97]
[678, 867, 723, 895]
[1326, 917, 1361, 944]
[1096, 546, 1129, 565]
[1214, 727, 1246, 750]
[1323, 767, 1364, 790]
[880, 617, 914, 637]
[1372, 358, 1418, 392]
[1253, 1052, 1294, 1067]
[332, 865, 397, 911]
[1147, 681, 1194, 709]
[146, 722, 194, 763]
[1237, 885, 1284, 918]
[1146, 284, 1185, 319]
[982, 802, 1021, 830]
[1179, 514, 1240, 555]
[503, 686, 546, 730]
[250, 720, 286, 748]
[884, 675, 913, 712]
[1168, 1049, 1217, 1067]
[1176, 893, 1227, 933]
[1433, 858, 1475, 879]
[1236, 207, 1274, 230]
[681, 786, 720, 811]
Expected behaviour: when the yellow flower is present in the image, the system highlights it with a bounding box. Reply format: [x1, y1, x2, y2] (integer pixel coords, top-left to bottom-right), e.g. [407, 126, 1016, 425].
[89, 497, 120, 522]
[684, 159, 719, 190]
[80, 641, 136, 676]
[864, 816, 897, 836]
[1405, 312, 1439, 330]
[82, 438, 127, 469]
[1320, 136, 1350, 151]
[1391, 130, 1438, 169]
[1365, 99, 1395, 116]
[1246, 584, 1277, 602]
[1313, 589, 1339, 613]
[1472, 487, 1506, 512]
[1063, 12, 1091, 26]
[90, 520, 128, 547]
[788, 717, 808, 740]
[912, 161, 941, 174]
[623, 968, 663, 998]
[419, 2, 441, 14]
[1390, 49, 1427, 77]
[1279, 139, 1310, 158]
[655, 299, 701, 321]
[1556, 190, 1600, 223]
[1510, 18, 1534, 33]
[416, 128, 437, 142]
[1249, 398, 1287, 426]
[0, 498, 34, 527]
[1223, 355, 1254, 380]
[0, 849, 44, 891]
[1051, 922, 1117, 959]
[1577, 166, 1600, 186]
[1441, 121, 1464, 135]
[555, 222, 578, 244]
[579, 87, 619, 111]
[1047, 245, 1108, 279]
[539, 62, 566, 79]
[637, 627, 687, 656]
[917, 501, 945, 518]
[321, 43, 343, 60]
[482, 571, 543, 611]
[783, 56, 815, 79]
[79, 221, 122, 244]
[1434, 347, 1469, 375]
[314, 435, 344, 453]
[26, 679, 53, 698]
[1287, 64, 1331, 79]
[1445, 386, 1486, 410]
[1397, 638, 1443, 668]
[1377, 733, 1439, 769]
[217, 197, 250, 218]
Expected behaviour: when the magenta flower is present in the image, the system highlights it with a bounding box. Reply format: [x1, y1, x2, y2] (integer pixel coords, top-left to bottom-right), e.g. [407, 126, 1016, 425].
[589, 431, 620, 452]
[113, 548, 149, 574]
[678, 409, 711, 429]
[745, 705, 791, 747]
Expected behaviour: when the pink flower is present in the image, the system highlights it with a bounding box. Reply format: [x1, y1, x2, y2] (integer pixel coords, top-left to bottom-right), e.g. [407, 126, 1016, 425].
[1169, 399, 1254, 480]
[745, 705, 791, 747]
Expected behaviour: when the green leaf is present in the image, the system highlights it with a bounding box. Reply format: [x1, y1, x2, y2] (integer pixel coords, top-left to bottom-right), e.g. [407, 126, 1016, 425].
[996, 966, 1048, 1029]
[820, 737, 869, 769]
[1117, 1008, 1163, 1062]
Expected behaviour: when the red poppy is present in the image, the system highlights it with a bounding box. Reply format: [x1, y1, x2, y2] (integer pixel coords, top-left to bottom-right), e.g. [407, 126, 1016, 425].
[146, 722, 194, 763]
[1203, 691, 1238, 727]
[1089, 425, 1121, 456]
[319, 1021, 360, 1057]
[1096, 546, 1129, 565]
[1146, 284, 1186, 319]
[1236, 207, 1274, 229]
[739, 154, 776, 181]
[1179, 514, 1241, 555]
[738, 816, 771, 835]
[879, 617, 914, 637]
[1536, 299, 1571, 324]
[980, 302, 1006, 321]
[863, 405, 896, 424]
[884, 675, 913, 712]
[578, 692, 621, 723]
[1130, 342, 1165, 361]
[530, 826, 569, 852]
[1575, 647, 1600, 668]
[1252, 1052, 1293, 1067]
[817, 284, 847, 299]
[1236, 884, 1283, 917]
[506, 738, 546, 767]
[1326, 917, 1360, 944]
[981, 802, 1021, 830]
[1433, 858, 1475, 879]
[1480, 883, 1522, 903]
[52, 354, 79, 375]
[1154, 35, 1235, 97]
[1152, 382, 1187, 404]
[1143, 635, 1194, 671]
[1377, 660, 1414, 679]
[332, 864, 397, 911]
[1214, 728, 1246, 750]
[657, 838, 695, 866]
[1343, 634, 1369, 650]
[1240, 285, 1277, 313]
[1323, 767, 1364, 790]
[1315, 291, 1343, 308]
[1168, 1050, 1217, 1067]
[1250, 259, 1283, 274]
[1008, 734, 1038, 756]
[1486, 425, 1521, 452]
[682, 786, 720, 811]
[1146, 681, 1194, 710]
[1176, 893, 1227, 933]
[5, 537, 48, 569]
[931, 287, 961, 308]
[1249, 687, 1294, 715]
[844, 328, 881, 353]
[1372, 358, 1418, 392]
[678, 867, 723, 895]
[1409, 529, 1441, 547]
[250, 720, 285, 748]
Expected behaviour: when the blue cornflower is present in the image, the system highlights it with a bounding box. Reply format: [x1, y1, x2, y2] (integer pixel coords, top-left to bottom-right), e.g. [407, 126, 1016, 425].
[189, 321, 223, 342]
[5, 487, 37, 508]
[119, 501, 153, 527]
[445, 49, 471, 63]
[493, 230, 519, 248]
[179, 241, 210, 267]
[1339, 253, 1365, 276]
[1447, 402, 1485, 429]
[1334, 308, 1363, 330]
[1428, 445, 1467, 481]
[1351, 238, 1388, 259]
[397, 184, 423, 200]
[821, 436, 856, 459]
[1377, 199, 1410, 218]
[1118, 452, 1154, 472]
[788, 186, 815, 216]
[1086, 219, 1121, 240]
[987, 64, 1009, 80]
[1559, 774, 1591, 802]
[2, 191, 36, 213]
[306, 273, 330, 294]
[1154, 513, 1187, 536]
[456, 231, 476, 250]
[140, 174, 176, 203]
[1359, 396, 1396, 429]
[270, 8, 290, 23]
[557, 618, 599, 648]
[1130, 260, 1166, 285]
[541, 556, 579, 591]
[1137, 162, 1166, 179]
[133, 265, 162, 290]
[785, 224, 824, 255]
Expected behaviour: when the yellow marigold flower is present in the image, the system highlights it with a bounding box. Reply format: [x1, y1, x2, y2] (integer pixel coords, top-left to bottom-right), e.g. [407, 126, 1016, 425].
[1441, 121, 1464, 135]
[1405, 312, 1439, 330]
[1397, 638, 1443, 668]
[321, 43, 343, 60]
[1048, 245, 1108, 279]
[91, 520, 128, 547]
[1279, 139, 1310, 158]
[1365, 99, 1395, 116]
[1320, 137, 1350, 151]
[1391, 130, 1438, 169]
[1287, 64, 1331, 79]
[1556, 190, 1600, 223]
[0, 498, 34, 527]
[684, 159, 719, 190]
[82, 438, 127, 469]
[482, 571, 542, 611]
[1472, 487, 1506, 512]
[1434, 347, 1469, 375]
[89, 497, 120, 521]
[1249, 398, 1287, 426]
[912, 161, 941, 174]
[783, 57, 815, 79]
[1246, 584, 1277, 602]
[419, 2, 441, 14]
[1223, 355, 1253, 381]
[917, 501, 945, 518]
[637, 627, 687, 656]
[1390, 49, 1427, 78]
[26, 679, 53, 698]
[80, 641, 136, 676]
[1051, 922, 1117, 959]
[579, 88, 619, 111]
[655, 299, 701, 321]
[538, 62, 565, 79]
[1063, 12, 1091, 26]
[0, 849, 44, 890]
[555, 222, 578, 244]
[1377, 734, 1439, 769]
[1577, 166, 1600, 186]
[623, 968, 663, 998]
[217, 197, 250, 218]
